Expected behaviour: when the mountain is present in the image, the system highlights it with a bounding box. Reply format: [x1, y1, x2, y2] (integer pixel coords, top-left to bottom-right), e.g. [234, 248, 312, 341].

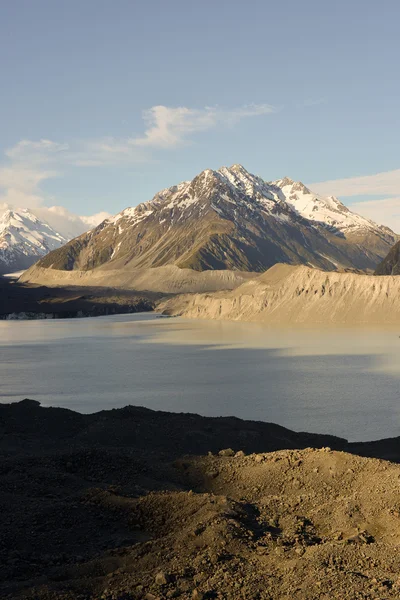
[0, 209, 67, 274]
[26, 165, 398, 278]
[375, 241, 400, 275]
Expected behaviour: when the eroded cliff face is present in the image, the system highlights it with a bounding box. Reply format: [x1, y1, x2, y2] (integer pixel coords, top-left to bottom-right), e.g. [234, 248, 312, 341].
[159, 263, 400, 325]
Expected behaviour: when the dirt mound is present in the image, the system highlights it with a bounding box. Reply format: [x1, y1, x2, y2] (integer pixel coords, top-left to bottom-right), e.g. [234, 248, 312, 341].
[3, 401, 400, 599]
[19, 265, 253, 295]
[159, 263, 400, 325]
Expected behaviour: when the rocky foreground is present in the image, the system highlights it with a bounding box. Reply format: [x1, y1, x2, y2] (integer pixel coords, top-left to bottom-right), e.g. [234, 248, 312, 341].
[2, 401, 400, 599]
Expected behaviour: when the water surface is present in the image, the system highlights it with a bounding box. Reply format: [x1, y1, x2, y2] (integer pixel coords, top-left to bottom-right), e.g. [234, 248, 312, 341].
[1, 314, 400, 442]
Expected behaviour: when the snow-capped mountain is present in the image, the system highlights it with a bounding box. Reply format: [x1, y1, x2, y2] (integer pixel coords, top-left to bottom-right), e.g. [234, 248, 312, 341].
[33, 164, 398, 275]
[0, 209, 67, 274]
[273, 177, 386, 233]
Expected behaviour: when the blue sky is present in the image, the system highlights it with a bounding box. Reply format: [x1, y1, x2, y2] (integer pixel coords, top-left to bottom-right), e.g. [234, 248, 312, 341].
[1, 0, 400, 229]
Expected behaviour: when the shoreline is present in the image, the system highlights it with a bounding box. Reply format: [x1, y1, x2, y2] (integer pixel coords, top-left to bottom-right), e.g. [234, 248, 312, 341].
[2, 398, 400, 460]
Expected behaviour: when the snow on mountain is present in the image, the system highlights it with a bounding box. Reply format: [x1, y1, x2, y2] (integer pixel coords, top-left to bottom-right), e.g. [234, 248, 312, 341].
[29, 164, 399, 277]
[272, 177, 383, 234]
[105, 164, 391, 238]
[0, 209, 68, 274]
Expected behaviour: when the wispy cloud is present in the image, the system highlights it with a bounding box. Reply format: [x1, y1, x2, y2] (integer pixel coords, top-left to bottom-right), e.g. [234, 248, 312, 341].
[72, 103, 276, 165]
[0, 164, 58, 208]
[310, 169, 400, 198]
[133, 104, 276, 149]
[302, 97, 326, 108]
[32, 206, 111, 238]
[309, 169, 400, 233]
[0, 103, 275, 210]
[5, 104, 275, 168]
[6, 140, 69, 163]
[348, 197, 400, 234]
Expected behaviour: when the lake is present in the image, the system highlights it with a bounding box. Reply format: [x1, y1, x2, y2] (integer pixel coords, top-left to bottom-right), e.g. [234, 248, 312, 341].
[1, 313, 400, 442]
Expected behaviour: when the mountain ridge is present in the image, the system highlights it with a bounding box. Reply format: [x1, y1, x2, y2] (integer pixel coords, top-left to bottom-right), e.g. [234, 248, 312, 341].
[375, 240, 400, 275]
[24, 165, 398, 280]
[159, 263, 400, 325]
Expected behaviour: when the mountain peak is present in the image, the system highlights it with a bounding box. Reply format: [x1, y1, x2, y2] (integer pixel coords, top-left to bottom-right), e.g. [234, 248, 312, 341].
[220, 164, 253, 179]
[1, 209, 17, 222]
[1, 207, 39, 224]
[275, 176, 295, 187]
[0, 208, 67, 274]
[228, 163, 249, 174]
[273, 177, 311, 195]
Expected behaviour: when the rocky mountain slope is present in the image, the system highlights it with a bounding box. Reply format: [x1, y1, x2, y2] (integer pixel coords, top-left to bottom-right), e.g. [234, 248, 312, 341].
[26, 165, 397, 281]
[160, 263, 400, 325]
[375, 240, 400, 275]
[0, 209, 67, 274]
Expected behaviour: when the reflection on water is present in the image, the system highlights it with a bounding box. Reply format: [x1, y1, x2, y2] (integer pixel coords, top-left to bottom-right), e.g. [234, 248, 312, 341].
[0, 314, 399, 442]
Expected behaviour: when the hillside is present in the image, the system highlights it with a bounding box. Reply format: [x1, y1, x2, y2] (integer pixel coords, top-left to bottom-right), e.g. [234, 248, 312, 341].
[4, 400, 400, 599]
[160, 263, 400, 325]
[19, 264, 253, 294]
[0, 209, 67, 274]
[375, 241, 400, 275]
[23, 165, 397, 286]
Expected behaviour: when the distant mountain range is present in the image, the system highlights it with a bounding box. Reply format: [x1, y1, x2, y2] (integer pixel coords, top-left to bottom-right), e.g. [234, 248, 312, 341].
[0, 209, 68, 274]
[32, 164, 398, 277]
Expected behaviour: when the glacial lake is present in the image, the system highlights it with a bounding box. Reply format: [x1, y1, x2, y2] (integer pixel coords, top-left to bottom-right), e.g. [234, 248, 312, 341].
[1, 313, 400, 442]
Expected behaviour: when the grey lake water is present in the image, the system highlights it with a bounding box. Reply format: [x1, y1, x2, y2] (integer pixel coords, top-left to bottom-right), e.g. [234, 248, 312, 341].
[1, 313, 400, 442]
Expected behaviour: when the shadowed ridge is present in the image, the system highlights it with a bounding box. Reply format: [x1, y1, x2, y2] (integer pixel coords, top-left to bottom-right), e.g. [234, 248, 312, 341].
[0, 399, 346, 458]
[375, 240, 400, 275]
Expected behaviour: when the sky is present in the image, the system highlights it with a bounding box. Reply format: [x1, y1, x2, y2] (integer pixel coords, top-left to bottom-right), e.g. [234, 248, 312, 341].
[1, 0, 400, 231]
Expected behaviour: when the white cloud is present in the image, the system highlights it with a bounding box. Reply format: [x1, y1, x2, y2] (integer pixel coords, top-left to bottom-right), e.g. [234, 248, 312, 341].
[69, 103, 276, 165]
[6, 139, 69, 163]
[0, 141, 109, 237]
[308, 169, 400, 234]
[133, 104, 275, 149]
[80, 211, 111, 227]
[0, 103, 275, 234]
[0, 165, 56, 190]
[0, 165, 58, 210]
[309, 169, 400, 198]
[2, 103, 276, 171]
[348, 197, 400, 234]
[32, 206, 110, 238]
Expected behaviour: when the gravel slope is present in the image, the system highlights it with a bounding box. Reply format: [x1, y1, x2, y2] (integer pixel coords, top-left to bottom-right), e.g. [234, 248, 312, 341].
[3, 400, 400, 599]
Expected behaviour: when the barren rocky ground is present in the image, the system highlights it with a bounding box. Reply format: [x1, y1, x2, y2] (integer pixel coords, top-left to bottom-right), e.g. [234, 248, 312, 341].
[2, 400, 400, 599]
